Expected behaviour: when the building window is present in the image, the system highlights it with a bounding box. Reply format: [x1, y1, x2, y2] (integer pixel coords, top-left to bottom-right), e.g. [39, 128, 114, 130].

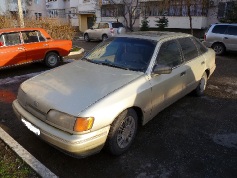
[34, 0, 40, 4]
[101, 4, 124, 17]
[141, 1, 208, 17]
[48, 9, 65, 18]
[35, 13, 42, 20]
[217, 1, 235, 19]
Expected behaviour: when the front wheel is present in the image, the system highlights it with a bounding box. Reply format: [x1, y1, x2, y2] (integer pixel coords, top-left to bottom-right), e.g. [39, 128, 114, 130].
[106, 109, 138, 155]
[44, 52, 59, 68]
[195, 72, 207, 96]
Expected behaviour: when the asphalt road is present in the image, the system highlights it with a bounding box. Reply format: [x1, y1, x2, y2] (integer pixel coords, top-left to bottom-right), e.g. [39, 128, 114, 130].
[0, 42, 236, 178]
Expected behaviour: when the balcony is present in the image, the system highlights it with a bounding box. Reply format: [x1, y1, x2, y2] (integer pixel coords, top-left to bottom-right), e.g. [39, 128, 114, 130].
[46, 1, 65, 9]
[99, 0, 123, 5]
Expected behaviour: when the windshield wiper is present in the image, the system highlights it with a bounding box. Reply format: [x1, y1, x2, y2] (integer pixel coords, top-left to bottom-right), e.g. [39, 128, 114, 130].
[100, 60, 129, 70]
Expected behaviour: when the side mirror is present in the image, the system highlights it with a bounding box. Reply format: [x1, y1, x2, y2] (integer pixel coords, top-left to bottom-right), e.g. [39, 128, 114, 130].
[153, 65, 172, 74]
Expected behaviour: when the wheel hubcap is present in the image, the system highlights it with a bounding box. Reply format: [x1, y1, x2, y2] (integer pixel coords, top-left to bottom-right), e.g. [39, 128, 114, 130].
[48, 55, 57, 65]
[117, 116, 136, 149]
[214, 46, 222, 54]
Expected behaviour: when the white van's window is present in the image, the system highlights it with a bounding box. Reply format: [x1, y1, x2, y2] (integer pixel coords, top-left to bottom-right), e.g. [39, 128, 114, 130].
[226, 26, 237, 36]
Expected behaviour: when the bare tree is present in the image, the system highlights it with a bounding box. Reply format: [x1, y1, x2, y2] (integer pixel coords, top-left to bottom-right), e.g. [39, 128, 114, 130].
[17, 0, 25, 27]
[103, 0, 140, 31]
[181, 0, 209, 35]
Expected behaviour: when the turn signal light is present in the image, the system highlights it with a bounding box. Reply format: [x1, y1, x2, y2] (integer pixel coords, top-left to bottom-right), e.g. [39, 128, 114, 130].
[74, 117, 94, 132]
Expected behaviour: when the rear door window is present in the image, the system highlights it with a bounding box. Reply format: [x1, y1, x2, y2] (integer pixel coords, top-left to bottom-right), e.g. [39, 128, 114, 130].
[21, 31, 45, 43]
[225, 26, 237, 36]
[99, 23, 109, 29]
[178, 37, 198, 62]
[212, 25, 228, 34]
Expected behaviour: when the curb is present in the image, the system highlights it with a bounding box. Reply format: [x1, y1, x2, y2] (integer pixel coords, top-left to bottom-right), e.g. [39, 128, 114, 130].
[0, 127, 58, 178]
[68, 48, 84, 56]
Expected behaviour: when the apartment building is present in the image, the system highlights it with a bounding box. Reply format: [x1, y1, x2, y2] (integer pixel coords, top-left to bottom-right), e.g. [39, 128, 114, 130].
[1, 0, 235, 32]
[0, 0, 26, 17]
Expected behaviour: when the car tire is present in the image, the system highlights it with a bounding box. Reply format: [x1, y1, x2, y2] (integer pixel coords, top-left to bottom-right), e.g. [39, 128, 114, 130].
[106, 109, 138, 155]
[102, 34, 108, 41]
[212, 43, 225, 55]
[44, 52, 59, 68]
[84, 34, 90, 42]
[195, 72, 207, 96]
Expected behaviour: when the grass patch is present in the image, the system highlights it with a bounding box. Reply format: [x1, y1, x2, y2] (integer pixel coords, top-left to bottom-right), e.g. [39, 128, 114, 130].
[71, 46, 81, 52]
[0, 140, 39, 178]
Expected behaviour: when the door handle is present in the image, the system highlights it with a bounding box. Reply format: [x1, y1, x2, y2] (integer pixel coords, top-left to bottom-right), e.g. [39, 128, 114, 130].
[201, 61, 205, 65]
[224, 37, 228, 39]
[18, 47, 24, 50]
[43, 44, 49, 46]
[180, 71, 186, 77]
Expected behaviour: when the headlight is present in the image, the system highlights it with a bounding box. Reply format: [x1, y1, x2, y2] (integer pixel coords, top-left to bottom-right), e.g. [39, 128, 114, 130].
[47, 110, 94, 132]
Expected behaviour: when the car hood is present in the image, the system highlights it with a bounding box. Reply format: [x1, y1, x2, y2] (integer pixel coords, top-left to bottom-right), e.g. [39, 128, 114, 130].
[20, 60, 143, 116]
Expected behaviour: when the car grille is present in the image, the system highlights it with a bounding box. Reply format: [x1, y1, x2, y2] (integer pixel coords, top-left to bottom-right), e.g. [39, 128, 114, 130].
[17, 88, 46, 121]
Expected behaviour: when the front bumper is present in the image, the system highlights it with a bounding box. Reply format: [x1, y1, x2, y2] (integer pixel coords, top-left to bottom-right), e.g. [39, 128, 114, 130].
[12, 100, 110, 158]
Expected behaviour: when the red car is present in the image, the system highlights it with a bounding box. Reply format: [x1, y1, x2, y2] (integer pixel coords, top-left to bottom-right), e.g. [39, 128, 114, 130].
[0, 28, 72, 69]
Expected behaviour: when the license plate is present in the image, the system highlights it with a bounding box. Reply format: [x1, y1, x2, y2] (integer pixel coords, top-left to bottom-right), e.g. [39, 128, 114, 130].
[21, 118, 40, 136]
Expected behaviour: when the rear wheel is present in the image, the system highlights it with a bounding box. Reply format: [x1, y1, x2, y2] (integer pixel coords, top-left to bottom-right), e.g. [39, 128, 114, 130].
[195, 72, 207, 96]
[212, 43, 225, 55]
[84, 34, 90, 42]
[106, 109, 138, 155]
[102, 34, 108, 41]
[44, 52, 59, 68]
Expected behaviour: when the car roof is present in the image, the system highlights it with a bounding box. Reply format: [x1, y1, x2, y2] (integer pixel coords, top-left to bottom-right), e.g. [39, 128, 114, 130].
[117, 31, 192, 41]
[0, 27, 45, 34]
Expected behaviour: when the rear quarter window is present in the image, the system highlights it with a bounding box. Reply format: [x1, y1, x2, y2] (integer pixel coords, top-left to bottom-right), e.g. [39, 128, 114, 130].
[211, 25, 228, 34]
[112, 23, 124, 28]
[192, 37, 208, 55]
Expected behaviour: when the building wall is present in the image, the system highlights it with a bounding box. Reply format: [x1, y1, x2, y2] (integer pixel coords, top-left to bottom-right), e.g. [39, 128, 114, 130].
[144, 16, 208, 29]
[0, 0, 7, 14]
[78, 0, 97, 12]
[26, 0, 47, 18]
[46, 0, 65, 9]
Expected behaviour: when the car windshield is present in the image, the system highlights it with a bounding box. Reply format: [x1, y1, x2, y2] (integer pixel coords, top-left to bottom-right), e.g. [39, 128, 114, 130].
[84, 37, 156, 72]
